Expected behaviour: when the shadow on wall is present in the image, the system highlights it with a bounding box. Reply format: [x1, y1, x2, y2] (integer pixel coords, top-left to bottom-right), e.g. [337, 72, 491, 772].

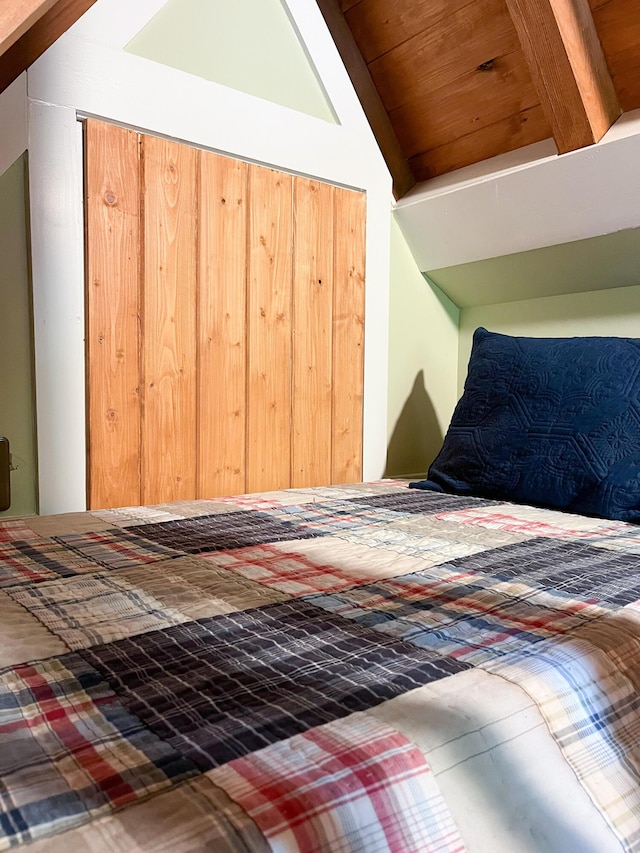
[385, 370, 443, 479]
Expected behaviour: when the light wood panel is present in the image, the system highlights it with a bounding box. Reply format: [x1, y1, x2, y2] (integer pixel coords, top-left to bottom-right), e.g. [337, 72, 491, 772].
[246, 164, 293, 493]
[197, 152, 247, 498]
[141, 135, 198, 504]
[85, 120, 141, 509]
[504, 0, 620, 152]
[292, 178, 334, 488]
[332, 187, 365, 484]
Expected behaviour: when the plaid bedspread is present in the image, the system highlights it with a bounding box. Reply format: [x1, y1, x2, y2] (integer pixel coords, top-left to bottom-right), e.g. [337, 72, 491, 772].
[1, 481, 639, 852]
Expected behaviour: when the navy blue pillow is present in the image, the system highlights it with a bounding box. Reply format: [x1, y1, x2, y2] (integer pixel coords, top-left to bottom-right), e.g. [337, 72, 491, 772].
[411, 327, 640, 522]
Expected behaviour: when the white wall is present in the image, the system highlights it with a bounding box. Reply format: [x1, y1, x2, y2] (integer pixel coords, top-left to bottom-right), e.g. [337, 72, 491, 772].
[26, 0, 393, 513]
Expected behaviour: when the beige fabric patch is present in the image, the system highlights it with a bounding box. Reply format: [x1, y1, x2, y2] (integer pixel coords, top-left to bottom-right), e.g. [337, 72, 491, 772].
[26, 512, 114, 537]
[386, 514, 529, 550]
[8, 573, 189, 650]
[118, 555, 290, 620]
[0, 591, 69, 667]
[268, 536, 431, 580]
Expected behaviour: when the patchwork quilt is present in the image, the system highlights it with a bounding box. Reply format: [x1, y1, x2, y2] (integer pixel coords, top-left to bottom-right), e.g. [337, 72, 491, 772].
[1, 481, 639, 852]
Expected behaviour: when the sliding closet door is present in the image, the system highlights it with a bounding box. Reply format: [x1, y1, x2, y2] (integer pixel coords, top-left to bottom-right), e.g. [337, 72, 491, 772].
[85, 119, 365, 509]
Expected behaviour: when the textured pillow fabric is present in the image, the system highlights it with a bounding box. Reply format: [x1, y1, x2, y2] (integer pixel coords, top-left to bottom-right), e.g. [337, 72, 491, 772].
[410, 327, 640, 522]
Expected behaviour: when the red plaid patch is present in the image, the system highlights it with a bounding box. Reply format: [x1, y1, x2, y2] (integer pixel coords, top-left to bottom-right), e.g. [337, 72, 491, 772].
[209, 714, 466, 853]
[435, 506, 620, 540]
[0, 519, 38, 542]
[207, 543, 363, 596]
[0, 543, 58, 585]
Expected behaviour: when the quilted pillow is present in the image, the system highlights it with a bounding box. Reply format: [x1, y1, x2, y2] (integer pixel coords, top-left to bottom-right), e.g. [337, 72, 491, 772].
[410, 327, 640, 522]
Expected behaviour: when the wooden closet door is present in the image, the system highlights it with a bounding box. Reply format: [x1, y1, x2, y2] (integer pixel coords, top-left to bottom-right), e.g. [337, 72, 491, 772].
[85, 119, 366, 509]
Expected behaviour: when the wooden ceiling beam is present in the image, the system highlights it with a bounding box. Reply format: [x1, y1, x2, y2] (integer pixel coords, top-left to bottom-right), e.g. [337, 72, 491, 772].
[504, 0, 621, 153]
[0, 0, 97, 95]
[0, 1, 64, 56]
[315, 0, 416, 199]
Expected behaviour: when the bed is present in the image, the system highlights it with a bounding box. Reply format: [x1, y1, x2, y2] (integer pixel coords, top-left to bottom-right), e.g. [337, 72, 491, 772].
[3, 327, 640, 851]
[1, 479, 638, 852]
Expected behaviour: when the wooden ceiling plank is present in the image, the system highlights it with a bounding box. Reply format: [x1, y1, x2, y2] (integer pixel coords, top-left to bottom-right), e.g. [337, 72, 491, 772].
[409, 104, 551, 181]
[0, 0, 97, 95]
[315, 0, 415, 199]
[0, 0, 57, 56]
[369, 0, 521, 113]
[344, 0, 474, 65]
[504, 0, 621, 153]
[340, 0, 363, 12]
[389, 49, 544, 158]
[587, 0, 614, 12]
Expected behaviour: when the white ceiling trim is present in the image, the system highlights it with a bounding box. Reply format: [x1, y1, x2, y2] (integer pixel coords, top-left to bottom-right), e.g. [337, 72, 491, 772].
[395, 110, 640, 272]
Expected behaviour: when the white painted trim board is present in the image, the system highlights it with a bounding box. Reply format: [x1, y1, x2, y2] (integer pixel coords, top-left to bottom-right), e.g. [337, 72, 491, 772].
[395, 110, 640, 272]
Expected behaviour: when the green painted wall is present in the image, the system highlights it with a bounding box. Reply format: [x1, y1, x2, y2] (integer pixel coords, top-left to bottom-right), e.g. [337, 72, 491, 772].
[126, 0, 335, 122]
[459, 284, 640, 390]
[386, 217, 460, 478]
[428, 227, 640, 308]
[0, 155, 37, 517]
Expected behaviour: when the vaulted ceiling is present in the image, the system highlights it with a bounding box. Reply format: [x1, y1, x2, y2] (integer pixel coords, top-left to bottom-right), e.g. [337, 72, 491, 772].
[2, 0, 639, 204]
[317, 0, 640, 197]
